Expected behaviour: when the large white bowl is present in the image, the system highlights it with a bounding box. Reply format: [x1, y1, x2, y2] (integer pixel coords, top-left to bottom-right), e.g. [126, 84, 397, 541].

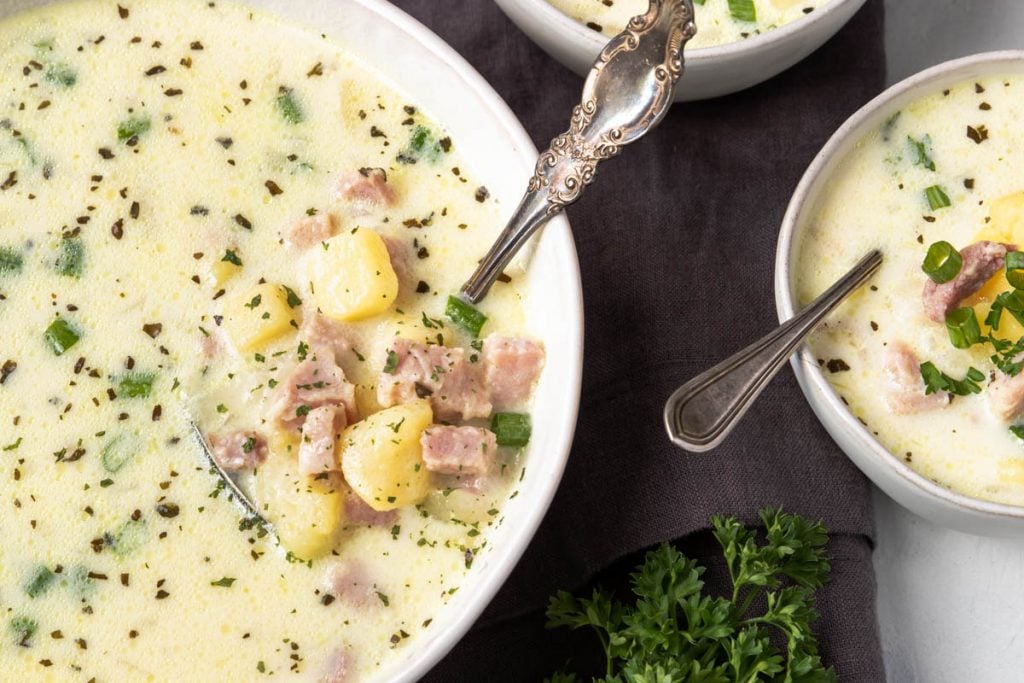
[0, 0, 584, 679]
[494, 0, 866, 101]
[775, 51, 1024, 537]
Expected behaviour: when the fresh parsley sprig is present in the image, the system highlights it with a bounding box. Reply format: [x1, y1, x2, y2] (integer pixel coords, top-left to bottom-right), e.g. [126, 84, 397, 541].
[545, 509, 835, 683]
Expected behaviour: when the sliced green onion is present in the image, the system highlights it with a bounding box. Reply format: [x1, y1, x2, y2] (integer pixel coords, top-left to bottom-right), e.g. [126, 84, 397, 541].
[907, 135, 936, 171]
[0, 247, 22, 275]
[1010, 425, 1024, 441]
[102, 434, 140, 473]
[275, 87, 304, 125]
[117, 115, 151, 142]
[445, 295, 487, 338]
[920, 361, 984, 396]
[23, 566, 54, 598]
[727, 0, 756, 22]
[921, 240, 962, 283]
[44, 318, 81, 356]
[491, 412, 531, 448]
[44, 62, 77, 88]
[55, 237, 84, 278]
[118, 372, 155, 399]
[1006, 251, 1024, 289]
[925, 184, 951, 210]
[945, 307, 981, 349]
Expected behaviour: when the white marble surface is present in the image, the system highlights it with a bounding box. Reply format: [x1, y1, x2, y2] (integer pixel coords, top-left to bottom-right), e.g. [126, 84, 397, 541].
[874, 2, 1024, 681]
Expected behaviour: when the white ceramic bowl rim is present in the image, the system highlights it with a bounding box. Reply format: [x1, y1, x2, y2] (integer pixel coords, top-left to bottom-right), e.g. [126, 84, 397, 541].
[525, 0, 866, 62]
[776, 50, 1024, 522]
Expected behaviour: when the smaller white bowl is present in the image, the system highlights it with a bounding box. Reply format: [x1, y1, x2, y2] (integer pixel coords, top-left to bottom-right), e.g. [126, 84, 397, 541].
[494, 0, 866, 101]
[775, 51, 1024, 538]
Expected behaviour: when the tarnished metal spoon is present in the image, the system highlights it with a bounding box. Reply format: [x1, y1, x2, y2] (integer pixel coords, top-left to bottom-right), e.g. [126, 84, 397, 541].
[664, 250, 884, 452]
[460, 0, 697, 303]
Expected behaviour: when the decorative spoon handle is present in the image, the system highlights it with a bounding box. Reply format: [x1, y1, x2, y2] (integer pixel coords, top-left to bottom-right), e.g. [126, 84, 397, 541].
[664, 250, 884, 452]
[460, 0, 697, 303]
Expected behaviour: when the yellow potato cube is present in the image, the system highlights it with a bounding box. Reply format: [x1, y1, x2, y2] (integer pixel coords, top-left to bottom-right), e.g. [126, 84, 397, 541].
[966, 273, 1024, 342]
[340, 400, 432, 511]
[209, 259, 241, 287]
[256, 453, 344, 559]
[306, 229, 398, 322]
[976, 191, 1024, 244]
[224, 283, 297, 353]
[998, 459, 1024, 486]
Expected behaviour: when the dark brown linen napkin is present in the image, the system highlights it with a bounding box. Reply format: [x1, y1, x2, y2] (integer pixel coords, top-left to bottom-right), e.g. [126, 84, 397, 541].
[389, 1, 888, 680]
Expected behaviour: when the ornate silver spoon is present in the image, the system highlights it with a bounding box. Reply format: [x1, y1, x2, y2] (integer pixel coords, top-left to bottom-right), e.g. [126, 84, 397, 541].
[664, 250, 883, 452]
[460, 0, 697, 303]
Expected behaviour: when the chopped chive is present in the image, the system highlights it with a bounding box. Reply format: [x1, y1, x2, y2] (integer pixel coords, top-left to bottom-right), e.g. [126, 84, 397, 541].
[117, 115, 151, 141]
[908, 135, 936, 171]
[945, 307, 981, 349]
[9, 616, 37, 646]
[221, 249, 242, 266]
[118, 372, 155, 399]
[924, 185, 951, 210]
[0, 247, 23, 275]
[44, 318, 81, 356]
[210, 577, 236, 588]
[1011, 425, 1024, 441]
[445, 296, 487, 338]
[921, 241, 961, 284]
[1006, 251, 1024, 289]
[45, 62, 77, 88]
[727, 0, 756, 22]
[919, 361, 984, 396]
[491, 413, 531, 448]
[23, 566, 55, 598]
[101, 434, 139, 473]
[55, 238, 84, 277]
[108, 518, 147, 557]
[383, 349, 399, 374]
[275, 87, 304, 124]
[282, 285, 302, 308]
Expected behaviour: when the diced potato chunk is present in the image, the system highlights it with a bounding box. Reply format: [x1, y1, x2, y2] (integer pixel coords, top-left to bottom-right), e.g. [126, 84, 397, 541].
[209, 260, 241, 287]
[224, 283, 296, 353]
[998, 459, 1024, 486]
[340, 400, 432, 511]
[976, 191, 1024, 244]
[423, 489, 498, 525]
[256, 453, 343, 559]
[306, 229, 398, 322]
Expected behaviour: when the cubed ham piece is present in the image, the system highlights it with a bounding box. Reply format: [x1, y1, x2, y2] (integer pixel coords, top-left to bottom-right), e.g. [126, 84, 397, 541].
[483, 335, 545, 409]
[321, 647, 351, 683]
[334, 168, 396, 213]
[322, 560, 377, 608]
[302, 314, 351, 361]
[284, 213, 337, 250]
[989, 371, 1024, 421]
[381, 235, 411, 289]
[377, 339, 491, 420]
[883, 341, 950, 415]
[343, 489, 398, 527]
[420, 425, 496, 476]
[266, 346, 358, 430]
[207, 431, 267, 471]
[298, 405, 345, 476]
[922, 241, 1016, 322]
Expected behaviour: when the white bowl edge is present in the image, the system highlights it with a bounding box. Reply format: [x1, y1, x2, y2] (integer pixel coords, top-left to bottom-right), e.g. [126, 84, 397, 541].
[775, 50, 1024, 537]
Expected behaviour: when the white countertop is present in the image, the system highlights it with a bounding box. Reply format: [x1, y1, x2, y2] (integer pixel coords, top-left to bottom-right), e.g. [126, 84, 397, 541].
[875, 2, 1024, 680]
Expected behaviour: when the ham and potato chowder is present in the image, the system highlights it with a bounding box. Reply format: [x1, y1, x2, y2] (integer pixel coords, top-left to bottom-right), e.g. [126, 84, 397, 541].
[797, 74, 1024, 506]
[0, 0, 545, 680]
[544, 0, 829, 48]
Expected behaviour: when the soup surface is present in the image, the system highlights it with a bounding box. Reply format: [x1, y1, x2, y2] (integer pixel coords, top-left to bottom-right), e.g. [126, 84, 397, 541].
[797, 74, 1024, 506]
[0, 1, 544, 680]
[544, 0, 828, 48]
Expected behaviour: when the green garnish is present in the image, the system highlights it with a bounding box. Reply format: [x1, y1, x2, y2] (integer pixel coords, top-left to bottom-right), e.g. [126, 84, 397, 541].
[920, 361, 984, 396]
[945, 307, 981, 349]
[275, 87, 304, 124]
[1006, 251, 1024, 290]
[45, 62, 77, 88]
[101, 434, 140, 473]
[383, 349, 399, 374]
[44, 318, 81, 356]
[921, 240, 962, 284]
[445, 295, 487, 338]
[9, 616, 38, 646]
[23, 566, 55, 598]
[1010, 425, 1024, 441]
[282, 285, 302, 308]
[108, 518, 147, 557]
[546, 509, 834, 683]
[221, 249, 243, 266]
[727, 0, 756, 22]
[924, 184, 951, 210]
[118, 372, 155, 399]
[210, 577, 236, 588]
[491, 413, 531, 448]
[908, 135, 936, 171]
[397, 125, 448, 164]
[55, 237, 84, 277]
[0, 247, 22, 274]
[117, 115, 151, 141]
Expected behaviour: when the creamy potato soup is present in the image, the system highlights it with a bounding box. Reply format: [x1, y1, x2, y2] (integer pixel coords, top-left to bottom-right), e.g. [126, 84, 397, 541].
[0, 1, 546, 681]
[545, 0, 828, 48]
[797, 74, 1024, 506]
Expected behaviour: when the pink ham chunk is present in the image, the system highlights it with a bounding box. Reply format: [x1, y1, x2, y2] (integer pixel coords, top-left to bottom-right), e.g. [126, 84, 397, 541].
[302, 314, 351, 361]
[343, 490, 398, 528]
[483, 335, 545, 409]
[335, 168, 396, 212]
[420, 425, 496, 476]
[266, 346, 358, 430]
[298, 405, 345, 476]
[321, 648, 351, 683]
[207, 431, 267, 472]
[883, 341, 950, 415]
[322, 560, 377, 608]
[284, 214, 336, 250]
[989, 371, 1024, 421]
[922, 241, 1016, 323]
[377, 339, 491, 420]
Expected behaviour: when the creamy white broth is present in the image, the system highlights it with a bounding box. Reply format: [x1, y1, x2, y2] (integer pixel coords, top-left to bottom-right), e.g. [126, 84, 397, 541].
[0, 1, 536, 680]
[545, 0, 829, 48]
[797, 74, 1024, 506]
